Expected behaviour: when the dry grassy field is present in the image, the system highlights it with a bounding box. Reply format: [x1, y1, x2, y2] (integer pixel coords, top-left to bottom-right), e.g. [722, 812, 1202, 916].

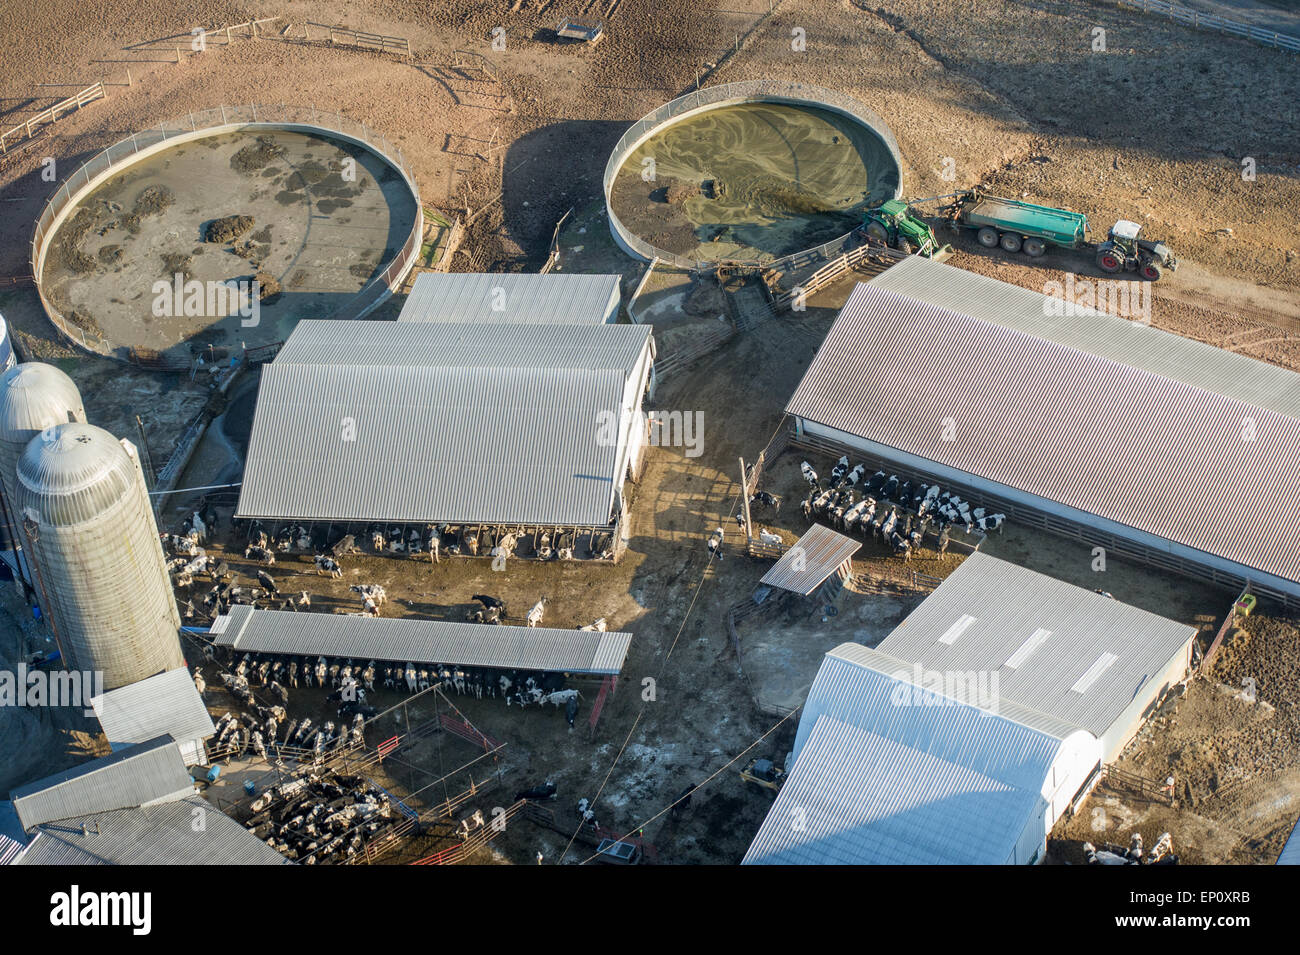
[1, 0, 1298, 864]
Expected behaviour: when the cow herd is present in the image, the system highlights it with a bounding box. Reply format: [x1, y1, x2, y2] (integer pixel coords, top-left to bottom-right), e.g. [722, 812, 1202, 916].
[799, 455, 1007, 559]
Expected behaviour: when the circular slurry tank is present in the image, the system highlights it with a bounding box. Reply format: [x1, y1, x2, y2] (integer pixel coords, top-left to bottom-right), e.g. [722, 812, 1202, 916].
[605, 82, 902, 267]
[17, 422, 184, 690]
[34, 111, 420, 366]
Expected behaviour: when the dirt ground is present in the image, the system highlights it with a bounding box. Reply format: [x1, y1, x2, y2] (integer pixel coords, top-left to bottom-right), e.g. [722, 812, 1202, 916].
[1054, 608, 1300, 864]
[2, 0, 1299, 864]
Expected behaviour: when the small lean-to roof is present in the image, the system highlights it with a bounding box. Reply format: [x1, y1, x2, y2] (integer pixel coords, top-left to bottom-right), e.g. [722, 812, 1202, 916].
[760, 524, 860, 595]
[397, 272, 621, 325]
[876, 553, 1195, 738]
[90, 667, 215, 752]
[9, 737, 193, 832]
[786, 268, 1300, 588]
[211, 606, 632, 675]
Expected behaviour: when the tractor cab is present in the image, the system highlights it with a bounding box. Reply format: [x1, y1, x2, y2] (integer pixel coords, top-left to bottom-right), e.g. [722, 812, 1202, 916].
[1097, 219, 1177, 281]
[862, 199, 946, 258]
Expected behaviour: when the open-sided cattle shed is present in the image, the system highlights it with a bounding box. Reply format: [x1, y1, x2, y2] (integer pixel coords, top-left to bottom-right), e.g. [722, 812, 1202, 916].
[786, 256, 1300, 607]
[397, 272, 621, 325]
[211, 606, 633, 676]
[235, 319, 654, 535]
[760, 524, 860, 596]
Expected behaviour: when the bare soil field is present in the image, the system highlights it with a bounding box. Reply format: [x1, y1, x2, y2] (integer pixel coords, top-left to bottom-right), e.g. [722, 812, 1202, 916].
[1, 0, 1298, 865]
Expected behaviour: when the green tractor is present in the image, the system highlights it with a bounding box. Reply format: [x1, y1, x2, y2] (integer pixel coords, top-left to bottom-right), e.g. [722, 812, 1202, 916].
[862, 199, 949, 258]
[1095, 220, 1178, 282]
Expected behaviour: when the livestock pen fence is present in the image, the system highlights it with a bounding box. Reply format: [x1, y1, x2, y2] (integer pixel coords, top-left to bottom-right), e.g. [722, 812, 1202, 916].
[788, 428, 1295, 610]
[602, 80, 903, 274]
[29, 103, 423, 368]
[306, 21, 412, 57]
[1115, 0, 1300, 52]
[0, 83, 106, 154]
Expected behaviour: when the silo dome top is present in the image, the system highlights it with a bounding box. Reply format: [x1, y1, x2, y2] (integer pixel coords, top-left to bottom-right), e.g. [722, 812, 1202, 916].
[0, 362, 85, 444]
[16, 423, 138, 527]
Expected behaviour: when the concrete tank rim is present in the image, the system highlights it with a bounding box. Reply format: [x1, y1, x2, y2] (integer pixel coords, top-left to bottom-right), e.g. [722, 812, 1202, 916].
[602, 80, 904, 269]
[30, 106, 423, 369]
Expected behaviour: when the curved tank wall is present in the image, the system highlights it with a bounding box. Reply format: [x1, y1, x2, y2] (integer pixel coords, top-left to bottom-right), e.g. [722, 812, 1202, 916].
[0, 362, 86, 563]
[16, 422, 183, 689]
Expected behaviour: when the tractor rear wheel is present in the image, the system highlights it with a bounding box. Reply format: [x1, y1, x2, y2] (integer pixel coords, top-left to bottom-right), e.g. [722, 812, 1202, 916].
[865, 221, 890, 244]
[977, 227, 999, 248]
[1096, 250, 1123, 274]
[999, 233, 1022, 253]
[1023, 237, 1046, 257]
[1140, 261, 1163, 281]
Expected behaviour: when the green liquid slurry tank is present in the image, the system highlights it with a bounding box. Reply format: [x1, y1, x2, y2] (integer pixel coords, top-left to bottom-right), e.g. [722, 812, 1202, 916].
[16, 422, 184, 690]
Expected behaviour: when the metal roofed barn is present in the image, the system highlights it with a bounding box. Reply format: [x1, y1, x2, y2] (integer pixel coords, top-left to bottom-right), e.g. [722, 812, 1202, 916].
[9, 736, 194, 833]
[89, 667, 216, 767]
[397, 272, 622, 325]
[236, 319, 655, 530]
[743, 643, 1100, 866]
[786, 257, 1300, 606]
[8, 794, 292, 866]
[211, 605, 633, 676]
[877, 552, 1195, 761]
[760, 524, 861, 596]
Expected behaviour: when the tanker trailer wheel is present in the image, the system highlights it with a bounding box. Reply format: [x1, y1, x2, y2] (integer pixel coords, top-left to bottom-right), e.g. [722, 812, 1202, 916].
[1023, 237, 1046, 257]
[976, 227, 999, 248]
[999, 232, 1022, 253]
[1096, 250, 1123, 274]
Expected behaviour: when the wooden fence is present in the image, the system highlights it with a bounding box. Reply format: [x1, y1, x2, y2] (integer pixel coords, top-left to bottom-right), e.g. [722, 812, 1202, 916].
[654, 324, 735, 378]
[308, 21, 412, 57]
[0, 83, 106, 154]
[1197, 584, 1252, 674]
[1116, 0, 1300, 52]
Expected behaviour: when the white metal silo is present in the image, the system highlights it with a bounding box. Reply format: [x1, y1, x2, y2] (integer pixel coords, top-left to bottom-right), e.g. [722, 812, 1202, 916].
[0, 362, 86, 582]
[16, 422, 183, 690]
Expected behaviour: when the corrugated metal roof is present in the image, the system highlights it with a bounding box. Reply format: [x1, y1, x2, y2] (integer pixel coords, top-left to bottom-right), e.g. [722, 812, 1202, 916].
[743, 643, 1086, 865]
[744, 714, 1047, 865]
[786, 281, 1300, 588]
[872, 257, 1300, 419]
[876, 553, 1195, 738]
[760, 524, 860, 595]
[0, 802, 26, 866]
[237, 363, 626, 526]
[90, 667, 215, 754]
[13, 795, 291, 865]
[213, 606, 632, 675]
[398, 273, 621, 325]
[275, 319, 650, 372]
[1279, 814, 1300, 865]
[10, 737, 193, 832]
